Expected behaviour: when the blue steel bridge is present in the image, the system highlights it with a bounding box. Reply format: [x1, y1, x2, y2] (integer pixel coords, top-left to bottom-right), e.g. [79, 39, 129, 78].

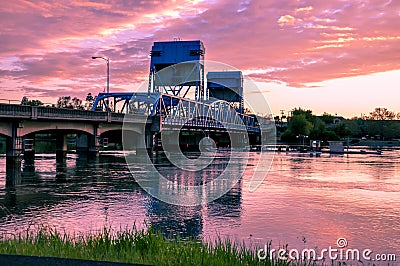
[91, 91, 266, 132]
[89, 40, 274, 151]
[89, 90, 273, 152]
[0, 40, 274, 186]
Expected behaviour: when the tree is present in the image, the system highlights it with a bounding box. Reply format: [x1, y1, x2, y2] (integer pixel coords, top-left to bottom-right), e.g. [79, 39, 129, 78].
[56, 96, 84, 109]
[85, 93, 96, 110]
[20, 96, 43, 106]
[323, 130, 340, 141]
[281, 114, 313, 142]
[57, 96, 72, 108]
[309, 118, 340, 141]
[320, 112, 334, 124]
[292, 108, 314, 122]
[281, 108, 346, 142]
[21, 96, 28, 105]
[288, 114, 313, 136]
[72, 97, 84, 110]
[368, 107, 396, 120]
[332, 122, 351, 138]
[365, 120, 400, 140]
[309, 118, 326, 140]
[342, 120, 362, 137]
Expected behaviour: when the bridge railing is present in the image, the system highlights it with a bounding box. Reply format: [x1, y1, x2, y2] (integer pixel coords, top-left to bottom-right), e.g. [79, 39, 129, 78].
[0, 104, 32, 118]
[0, 103, 147, 123]
[37, 106, 108, 120]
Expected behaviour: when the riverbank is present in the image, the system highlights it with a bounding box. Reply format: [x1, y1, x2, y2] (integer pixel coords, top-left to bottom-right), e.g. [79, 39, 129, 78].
[276, 139, 400, 150]
[353, 140, 400, 147]
[0, 227, 291, 266]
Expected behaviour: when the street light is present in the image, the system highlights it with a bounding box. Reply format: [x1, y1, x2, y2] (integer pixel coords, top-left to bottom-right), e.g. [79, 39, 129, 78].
[91, 56, 110, 94]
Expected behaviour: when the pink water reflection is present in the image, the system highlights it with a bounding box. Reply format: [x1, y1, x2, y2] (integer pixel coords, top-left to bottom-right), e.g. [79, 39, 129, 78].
[0, 150, 399, 255]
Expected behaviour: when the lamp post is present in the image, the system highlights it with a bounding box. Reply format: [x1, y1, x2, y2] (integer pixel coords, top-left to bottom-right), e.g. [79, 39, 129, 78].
[92, 56, 110, 111]
[92, 56, 110, 93]
[91, 56, 110, 94]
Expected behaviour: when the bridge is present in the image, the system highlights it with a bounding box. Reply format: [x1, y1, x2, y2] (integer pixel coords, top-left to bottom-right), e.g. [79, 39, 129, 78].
[0, 103, 148, 186]
[0, 99, 272, 187]
[0, 39, 275, 187]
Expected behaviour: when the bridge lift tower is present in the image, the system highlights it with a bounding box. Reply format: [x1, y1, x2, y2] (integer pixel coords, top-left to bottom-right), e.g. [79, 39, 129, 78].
[148, 40, 205, 101]
[207, 71, 244, 114]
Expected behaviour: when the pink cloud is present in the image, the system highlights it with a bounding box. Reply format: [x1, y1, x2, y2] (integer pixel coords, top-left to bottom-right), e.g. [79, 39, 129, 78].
[0, 0, 398, 108]
[278, 14, 301, 26]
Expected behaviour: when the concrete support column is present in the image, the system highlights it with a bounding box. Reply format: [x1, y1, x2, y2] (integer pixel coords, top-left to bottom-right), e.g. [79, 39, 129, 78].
[136, 126, 153, 155]
[76, 131, 99, 158]
[55, 134, 68, 163]
[6, 123, 21, 159]
[55, 134, 68, 181]
[230, 132, 248, 148]
[6, 157, 21, 187]
[87, 135, 99, 155]
[76, 134, 88, 152]
[6, 122, 22, 187]
[88, 125, 100, 156]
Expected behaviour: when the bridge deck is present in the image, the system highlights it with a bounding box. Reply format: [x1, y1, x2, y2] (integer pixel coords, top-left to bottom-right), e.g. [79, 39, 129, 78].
[0, 104, 147, 123]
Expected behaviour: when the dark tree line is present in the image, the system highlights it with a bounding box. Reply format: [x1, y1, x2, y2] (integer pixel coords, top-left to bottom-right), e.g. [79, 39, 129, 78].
[281, 107, 400, 142]
[281, 108, 341, 142]
[20, 96, 44, 106]
[20, 93, 96, 110]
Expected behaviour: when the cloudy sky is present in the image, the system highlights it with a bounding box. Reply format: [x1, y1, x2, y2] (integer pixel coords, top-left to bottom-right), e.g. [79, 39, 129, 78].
[0, 0, 399, 117]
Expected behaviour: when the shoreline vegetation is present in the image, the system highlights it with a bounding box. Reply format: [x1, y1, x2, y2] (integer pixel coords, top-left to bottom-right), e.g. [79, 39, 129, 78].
[0, 226, 317, 266]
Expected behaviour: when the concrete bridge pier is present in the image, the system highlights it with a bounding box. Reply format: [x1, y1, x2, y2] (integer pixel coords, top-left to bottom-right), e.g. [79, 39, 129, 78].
[136, 126, 154, 155]
[5, 123, 22, 187]
[87, 134, 100, 156]
[76, 126, 100, 156]
[231, 132, 248, 148]
[56, 134, 68, 163]
[55, 134, 68, 181]
[76, 134, 89, 152]
[6, 158, 21, 187]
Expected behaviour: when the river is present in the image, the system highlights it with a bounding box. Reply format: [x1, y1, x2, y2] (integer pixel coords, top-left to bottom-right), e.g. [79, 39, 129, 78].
[0, 149, 399, 257]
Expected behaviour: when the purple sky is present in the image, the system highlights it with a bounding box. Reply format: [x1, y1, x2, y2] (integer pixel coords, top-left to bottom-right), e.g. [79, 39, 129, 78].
[0, 0, 399, 117]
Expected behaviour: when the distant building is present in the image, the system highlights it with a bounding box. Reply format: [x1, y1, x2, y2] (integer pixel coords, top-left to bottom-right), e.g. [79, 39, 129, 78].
[332, 116, 345, 125]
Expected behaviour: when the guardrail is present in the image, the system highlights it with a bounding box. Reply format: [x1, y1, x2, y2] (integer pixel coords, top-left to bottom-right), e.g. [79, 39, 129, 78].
[0, 104, 272, 132]
[0, 103, 147, 123]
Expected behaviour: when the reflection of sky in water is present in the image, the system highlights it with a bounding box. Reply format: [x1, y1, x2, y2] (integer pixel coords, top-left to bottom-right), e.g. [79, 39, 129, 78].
[0, 150, 399, 254]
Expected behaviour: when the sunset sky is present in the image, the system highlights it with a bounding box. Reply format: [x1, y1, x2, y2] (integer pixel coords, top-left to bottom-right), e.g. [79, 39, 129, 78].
[0, 0, 399, 117]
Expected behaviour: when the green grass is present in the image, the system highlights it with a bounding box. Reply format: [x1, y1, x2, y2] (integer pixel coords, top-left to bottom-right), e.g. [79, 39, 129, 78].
[0, 226, 304, 266]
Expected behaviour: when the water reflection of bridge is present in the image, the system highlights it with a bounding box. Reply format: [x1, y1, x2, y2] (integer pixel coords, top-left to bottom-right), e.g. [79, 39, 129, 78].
[0, 153, 243, 241]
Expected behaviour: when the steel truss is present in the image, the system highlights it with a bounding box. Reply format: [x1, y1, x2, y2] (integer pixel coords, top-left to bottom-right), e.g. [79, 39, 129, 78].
[91, 92, 274, 133]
